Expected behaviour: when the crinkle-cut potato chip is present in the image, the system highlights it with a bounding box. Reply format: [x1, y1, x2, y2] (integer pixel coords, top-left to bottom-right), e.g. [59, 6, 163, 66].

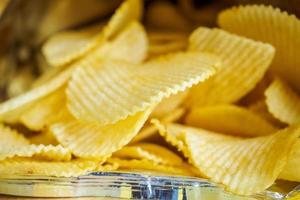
[67, 52, 219, 125]
[265, 78, 300, 125]
[187, 27, 275, 108]
[155, 122, 300, 195]
[51, 107, 153, 159]
[29, 131, 58, 145]
[131, 108, 185, 143]
[279, 140, 300, 182]
[151, 91, 188, 119]
[0, 158, 98, 177]
[42, 25, 104, 67]
[0, 66, 73, 123]
[94, 21, 148, 64]
[149, 40, 187, 57]
[20, 87, 73, 131]
[0, 123, 71, 161]
[152, 119, 190, 159]
[218, 5, 300, 92]
[113, 143, 183, 166]
[103, 0, 142, 40]
[185, 104, 277, 137]
[108, 158, 196, 177]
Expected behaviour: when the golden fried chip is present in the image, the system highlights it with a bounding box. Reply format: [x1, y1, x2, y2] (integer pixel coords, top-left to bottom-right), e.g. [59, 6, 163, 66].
[279, 140, 300, 182]
[94, 21, 148, 64]
[67, 52, 219, 125]
[0, 158, 98, 177]
[113, 143, 183, 166]
[131, 108, 185, 143]
[51, 107, 153, 159]
[0, 124, 30, 160]
[95, 162, 119, 172]
[103, 0, 142, 39]
[20, 87, 72, 131]
[108, 158, 196, 177]
[42, 25, 104, 67]
[265, 78, 300, 125]
[154, 121, 300, 195]
[0, 67, 73, 123]
[185, 104, 277, 137]
[187, 27, 275, 107]
[218, 5, 300, 91]
[29, 144, 72, 161]
[151, 91, 188, 119]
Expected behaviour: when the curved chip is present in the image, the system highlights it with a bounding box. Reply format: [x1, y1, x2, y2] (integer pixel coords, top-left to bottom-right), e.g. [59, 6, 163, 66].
[187, 27, 275, 107]
[29, 131, 58, 145]
[51, 107, 153, 159]
[113, 143, 183, 166]
[108, 158, 196, 177]
[185, 104, 277, 137]
[0, 67, 72, 123]
[20, 87, 72, 131]
[103, 0, 142, 39]
[132, 107, 185, 143]
[265, 78, 300, 125]
[218, 5, 300, 91]
[0, 158, 98, 177]
[29, 144, 72, 161]
[94, 21, 148, 64]
[67, 52, 219, 125]
[279, 140, 300, 182]
[42, 25, 104, 67]
[154, 121, 300, 195]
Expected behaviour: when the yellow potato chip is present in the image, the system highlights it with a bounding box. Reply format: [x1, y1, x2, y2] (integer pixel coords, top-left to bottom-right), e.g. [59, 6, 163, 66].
[0, 158, 98, 177]
[20, 87, 72, 131]
[151, 91, 188, 119]
[108, 158, 196, 177]
[154, 121, 300, 195]
[94, 21, 148, 64]
[279, 140, 300, 182]
[187, 27, 275, 107]
[0, 67, 73, 123]
[51, 107, 153, 159]
[131, 108, 185, 143]
[265, 78, 300, 125]
[103, 0, 142, 39]
[42, 25, 104, 67]
[67, 52, 219, 125]
[0, 124, 30, 160]
[113, 143, 183, 166]
[95, 162, 119, 172]
[0, 123, 71, 161]
[185, 104, 277, 137]
[218, 5, 300, 91]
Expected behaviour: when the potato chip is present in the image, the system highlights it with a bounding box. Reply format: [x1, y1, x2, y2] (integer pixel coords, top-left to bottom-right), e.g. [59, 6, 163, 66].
[95, 162, 119, 172]
[154, 121, 300, 195]
[29, 144, 72, 161]
[265, 78, 300, 125]
[218, 5, 300, 91]
[187, 27, 275, 107]
[113, 143, 183, 166]
[0, 158, 98, 177]
[103, 0, 142, 39]
[51, 107, 153, 159]
[0, 124, 30, 160]
[20, 87, 72, 131]
[67, 52, 219, 125]
[108, 158, 196, 177]
[279, 140, 300, 182]
[131, 108, 185, 143]
[185, 104, 277, 137]
[0, 67, 73, 123]
[42, 25, 104, 67]
[94, 21, 148, 64]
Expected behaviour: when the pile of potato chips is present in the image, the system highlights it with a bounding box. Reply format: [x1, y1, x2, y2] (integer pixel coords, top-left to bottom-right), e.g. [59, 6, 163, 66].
[0, 0, 300, 196]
